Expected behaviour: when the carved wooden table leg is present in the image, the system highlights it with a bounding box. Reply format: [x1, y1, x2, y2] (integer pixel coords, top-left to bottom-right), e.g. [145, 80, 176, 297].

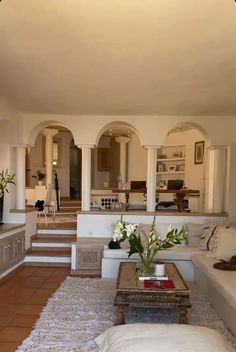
[179, 307, 188, 324]
[115, 306, 125, 325]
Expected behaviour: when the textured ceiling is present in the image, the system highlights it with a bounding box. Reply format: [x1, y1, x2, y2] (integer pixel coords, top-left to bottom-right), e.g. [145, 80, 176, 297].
[0, 0, 236, 115]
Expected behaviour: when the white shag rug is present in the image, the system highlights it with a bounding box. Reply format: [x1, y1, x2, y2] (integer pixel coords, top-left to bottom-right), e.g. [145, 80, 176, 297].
[16, 277, 236, 352]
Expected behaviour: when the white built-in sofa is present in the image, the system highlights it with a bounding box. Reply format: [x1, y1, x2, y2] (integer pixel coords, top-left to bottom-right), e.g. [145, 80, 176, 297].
[101, 221, 236, 336]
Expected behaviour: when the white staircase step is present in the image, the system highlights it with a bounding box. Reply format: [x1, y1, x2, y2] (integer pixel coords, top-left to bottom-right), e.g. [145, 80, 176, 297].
[24, 255, 71, 263]
[37, 229, 77, 235]
[32, 242, 72, 248]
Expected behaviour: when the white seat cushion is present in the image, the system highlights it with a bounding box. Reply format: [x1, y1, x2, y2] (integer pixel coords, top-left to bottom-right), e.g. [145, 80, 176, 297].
[192, 252, 236, 311]
[95, 323, 233, 352]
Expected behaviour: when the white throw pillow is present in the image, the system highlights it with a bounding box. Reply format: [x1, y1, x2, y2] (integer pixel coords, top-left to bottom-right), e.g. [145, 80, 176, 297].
[198, 222, 230, 251]
[95, 323, 233, 352]
[212, 228, 236, 261]
[186, 223, 204, 247]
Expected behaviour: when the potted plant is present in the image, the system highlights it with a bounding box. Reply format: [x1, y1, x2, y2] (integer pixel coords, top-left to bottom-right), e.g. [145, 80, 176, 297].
[32, 169, 46, 185]
[113, 215, 187, 276]
[0, 169, 16, 224]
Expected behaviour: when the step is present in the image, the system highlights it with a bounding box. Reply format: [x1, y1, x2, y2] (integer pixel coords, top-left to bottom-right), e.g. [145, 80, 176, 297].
[24, 250, 71, 264]
[24, 254, 71, 264]
[32, 235, 76, 242]
[37, 229, 77, 235]
[30, 246, 71, 252]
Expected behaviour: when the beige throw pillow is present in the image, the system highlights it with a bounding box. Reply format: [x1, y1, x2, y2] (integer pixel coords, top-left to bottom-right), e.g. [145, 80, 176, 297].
[213, 228, 236, 261]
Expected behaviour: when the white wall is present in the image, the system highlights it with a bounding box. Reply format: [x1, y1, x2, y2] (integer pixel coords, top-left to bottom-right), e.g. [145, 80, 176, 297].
[128, 134, 147, 182]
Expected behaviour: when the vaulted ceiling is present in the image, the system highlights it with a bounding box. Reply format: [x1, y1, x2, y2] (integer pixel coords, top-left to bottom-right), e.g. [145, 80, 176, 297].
[0, 0, 236, 116]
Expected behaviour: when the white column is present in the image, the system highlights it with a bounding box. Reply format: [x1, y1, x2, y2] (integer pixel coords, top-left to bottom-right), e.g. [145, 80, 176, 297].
[115, 136, 131, 185]
[16, 145, 26, 209]
[146, 146, 157, 212]
[205, 146, 226, 213]
[80, 146, 92, 211]
[42, 128, 58, 186]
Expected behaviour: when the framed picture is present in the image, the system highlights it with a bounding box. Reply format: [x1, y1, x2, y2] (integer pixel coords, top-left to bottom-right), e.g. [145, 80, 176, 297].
[178, 164, 185, 172]
[194, 141, 205, 164]
[167, 165, 176, 172]
[157, 164, 164, 172]
[97, 148, 110, 171]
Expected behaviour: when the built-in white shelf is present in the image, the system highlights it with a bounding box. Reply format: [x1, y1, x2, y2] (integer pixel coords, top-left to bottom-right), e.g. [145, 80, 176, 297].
[156, 171, 185, 175]
[157, 157, 185, 162]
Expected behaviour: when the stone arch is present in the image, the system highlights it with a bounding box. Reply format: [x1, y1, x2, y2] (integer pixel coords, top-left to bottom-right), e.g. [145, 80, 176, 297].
[27, 120, 76, 147]
[95, 121, 142, 147]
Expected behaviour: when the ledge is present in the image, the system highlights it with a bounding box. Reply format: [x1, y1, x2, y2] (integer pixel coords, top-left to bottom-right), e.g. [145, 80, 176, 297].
[0, 223, 25, 235]
[77, 210, 228, 217]
[10, 207, 37, 213]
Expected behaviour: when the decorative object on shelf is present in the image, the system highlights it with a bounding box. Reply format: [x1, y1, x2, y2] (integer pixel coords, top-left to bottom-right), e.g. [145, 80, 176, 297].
[167, 164, 176, 172]
[157, 164, 165, 172]
[194, 141, 205, 164]
[158, 180, 166, 189]
[173, 151, 183, 158]
[0, 169, 16, 224]
[178, 164, 185, 172]
[113, 216, 187, 276]
[32, 169, 46, 185]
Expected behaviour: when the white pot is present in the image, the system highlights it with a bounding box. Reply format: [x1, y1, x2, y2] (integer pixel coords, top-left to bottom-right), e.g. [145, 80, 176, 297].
[154, 263, 165, 276]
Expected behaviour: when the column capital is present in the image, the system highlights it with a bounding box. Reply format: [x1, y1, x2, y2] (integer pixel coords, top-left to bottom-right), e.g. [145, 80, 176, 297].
[77, 144, 95, 149]
[208, 145, 227, 151]
[42, 128, 58, 137]
[144, 145, 161, 149]
[115, 136, 131, 144]
[12, 144, 28, 148]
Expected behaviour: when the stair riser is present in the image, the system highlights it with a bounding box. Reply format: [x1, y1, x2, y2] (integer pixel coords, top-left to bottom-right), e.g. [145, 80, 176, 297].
[32, 242, 72, 248]
[30, 248, 71, 254]
[37, 229, 77, 235]
[25, 256, 71, 263]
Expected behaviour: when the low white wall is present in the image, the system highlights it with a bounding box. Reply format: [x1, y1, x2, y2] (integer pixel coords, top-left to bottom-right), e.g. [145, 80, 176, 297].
[6, 210, 37, 250]
[77, 211, 228, 238]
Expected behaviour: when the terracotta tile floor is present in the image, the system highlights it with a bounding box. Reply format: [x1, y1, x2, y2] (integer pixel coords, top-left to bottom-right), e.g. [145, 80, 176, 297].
[0, 266, 70, 352]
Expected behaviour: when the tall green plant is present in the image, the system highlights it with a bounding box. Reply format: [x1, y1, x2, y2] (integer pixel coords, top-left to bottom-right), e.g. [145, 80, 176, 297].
[0, 169, 16, 197]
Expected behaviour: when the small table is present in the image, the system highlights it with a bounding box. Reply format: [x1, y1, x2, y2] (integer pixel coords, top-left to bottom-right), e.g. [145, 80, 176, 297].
[114, 262, 191, 325]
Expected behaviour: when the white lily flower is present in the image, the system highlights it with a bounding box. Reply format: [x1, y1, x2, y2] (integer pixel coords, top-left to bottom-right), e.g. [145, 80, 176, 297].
[113, 230, 123, 241]
[125, 224, 137, 237]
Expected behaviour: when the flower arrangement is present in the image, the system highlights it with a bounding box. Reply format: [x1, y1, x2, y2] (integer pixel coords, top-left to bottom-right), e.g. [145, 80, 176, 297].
[0, 169, 15, 198]
[113, 216, 187, 275]
[32, 169, 46, 182]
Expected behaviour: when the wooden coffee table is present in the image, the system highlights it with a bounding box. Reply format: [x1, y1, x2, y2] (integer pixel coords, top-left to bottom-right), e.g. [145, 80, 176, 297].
[114, 262, 191, 325]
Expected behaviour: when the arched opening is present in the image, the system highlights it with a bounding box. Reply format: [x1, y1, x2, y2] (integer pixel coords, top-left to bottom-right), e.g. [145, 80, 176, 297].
[157, 123, 208, 212]
[91, 123, 146, 210]
[27, 125, 81, 201]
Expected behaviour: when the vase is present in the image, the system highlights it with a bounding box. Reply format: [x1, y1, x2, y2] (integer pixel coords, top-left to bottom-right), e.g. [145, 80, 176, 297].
[139, 256, 154, 276]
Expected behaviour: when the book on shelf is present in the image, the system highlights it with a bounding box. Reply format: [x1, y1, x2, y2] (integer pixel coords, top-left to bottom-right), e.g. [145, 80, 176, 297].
[144, 279, 175, 289]
[139, 273, 169, 281]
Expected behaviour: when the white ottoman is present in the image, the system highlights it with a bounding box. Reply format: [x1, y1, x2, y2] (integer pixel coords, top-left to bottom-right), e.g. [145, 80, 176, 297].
[95, 323, 234, 352]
